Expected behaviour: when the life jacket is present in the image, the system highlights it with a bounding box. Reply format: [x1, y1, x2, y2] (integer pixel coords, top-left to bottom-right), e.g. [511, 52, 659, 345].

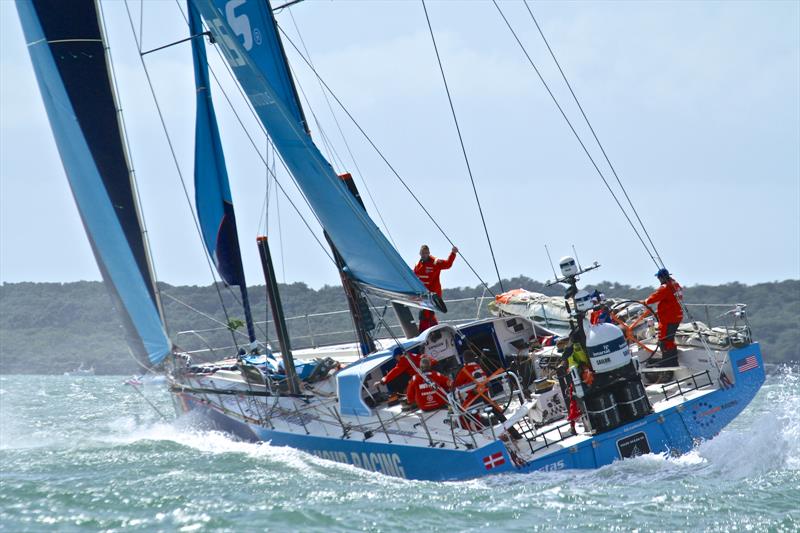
[413, 251, 456, 297]
[645, 279, 684, 324]
[406, 370, 451, 411]
[567, 343, 590, 369]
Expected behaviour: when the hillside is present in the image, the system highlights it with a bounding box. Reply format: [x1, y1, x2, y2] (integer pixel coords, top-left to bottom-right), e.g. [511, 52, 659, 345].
[0, 278, 797, 374]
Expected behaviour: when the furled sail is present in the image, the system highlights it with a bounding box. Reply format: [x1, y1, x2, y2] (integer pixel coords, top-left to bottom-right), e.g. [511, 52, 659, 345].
[190, 0, 440, 309]
[188, 4, 257, 342]
[16, 0, 171, 367]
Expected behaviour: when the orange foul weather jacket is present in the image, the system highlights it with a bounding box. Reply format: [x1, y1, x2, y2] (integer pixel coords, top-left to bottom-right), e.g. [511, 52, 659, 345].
[645, 279, 684, 325]
[406, 371, 451, 411]
[380, 353, 435, 385]
[454, 362, 485, 388]
[414, 252, 457, 297]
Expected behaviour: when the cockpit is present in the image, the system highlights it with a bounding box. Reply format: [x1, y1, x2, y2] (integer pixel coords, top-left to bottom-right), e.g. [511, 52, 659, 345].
[336, 316, 547, 417]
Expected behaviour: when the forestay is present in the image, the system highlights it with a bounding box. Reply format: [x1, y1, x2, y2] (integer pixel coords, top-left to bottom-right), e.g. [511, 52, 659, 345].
[190, 0, 440, 310]
[16, 0, 171, 367]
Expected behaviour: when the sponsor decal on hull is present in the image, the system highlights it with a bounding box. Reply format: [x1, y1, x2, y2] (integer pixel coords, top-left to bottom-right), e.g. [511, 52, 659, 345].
[617, 431, 651, 459]
[306, 450, 408, 478]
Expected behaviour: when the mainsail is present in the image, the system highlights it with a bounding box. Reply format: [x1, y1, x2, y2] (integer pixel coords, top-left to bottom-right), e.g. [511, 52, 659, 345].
[190, 0, 440, 310]
[189, 4, 256, 342]
[16, 0, 171, 367]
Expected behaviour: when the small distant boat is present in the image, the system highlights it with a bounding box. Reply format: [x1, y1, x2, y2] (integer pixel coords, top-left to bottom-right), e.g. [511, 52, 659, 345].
[64, 364, 94, 377]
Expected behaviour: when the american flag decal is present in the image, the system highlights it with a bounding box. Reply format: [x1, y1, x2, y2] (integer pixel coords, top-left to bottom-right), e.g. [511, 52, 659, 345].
[483, 452, 506, 470]
[736, 355, 758, 373]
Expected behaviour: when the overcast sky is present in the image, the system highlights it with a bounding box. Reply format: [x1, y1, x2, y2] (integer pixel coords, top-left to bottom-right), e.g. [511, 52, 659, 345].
[1, 0, 798, 291]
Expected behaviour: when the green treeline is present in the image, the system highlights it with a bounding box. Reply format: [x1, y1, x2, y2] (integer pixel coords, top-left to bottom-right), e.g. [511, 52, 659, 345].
[0, 278, 797, 374]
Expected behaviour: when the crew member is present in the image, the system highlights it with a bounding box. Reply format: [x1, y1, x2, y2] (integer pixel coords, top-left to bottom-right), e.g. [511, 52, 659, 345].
[375, 347, 435, 389]
[406, 356, 451, 411]
[414, 245, 458, 332]
[454, 349, 485, 387]
[453, 349, 522, 438]
[589, 291, 612, 325]
[645, 268, 684, 365]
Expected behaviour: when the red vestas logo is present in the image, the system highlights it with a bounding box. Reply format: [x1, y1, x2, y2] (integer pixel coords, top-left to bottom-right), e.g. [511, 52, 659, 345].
[483, 452, 506, 470]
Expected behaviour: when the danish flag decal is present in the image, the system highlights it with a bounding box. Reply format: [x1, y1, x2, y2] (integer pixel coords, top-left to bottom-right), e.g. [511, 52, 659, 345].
[483, 452, 506, 470]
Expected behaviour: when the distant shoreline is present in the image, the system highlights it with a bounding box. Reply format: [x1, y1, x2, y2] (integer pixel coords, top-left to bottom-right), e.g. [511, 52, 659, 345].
[2, 279, 798, 374]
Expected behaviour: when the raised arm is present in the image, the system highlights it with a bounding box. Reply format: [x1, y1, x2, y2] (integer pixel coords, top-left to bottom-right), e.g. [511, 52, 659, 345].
[437, 247, 458, 270]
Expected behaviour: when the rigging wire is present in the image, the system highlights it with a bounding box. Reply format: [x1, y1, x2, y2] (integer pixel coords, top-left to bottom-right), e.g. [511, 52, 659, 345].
[204, 58, 336, 267]
[162, 292, 251, 340]
[121, 0, 239, 348]
[491, 0, 661, 269]
[291, 61, 341, 169]
[524, 1, 665, 269]
[273, 147, 287, 283]
[420, 0, 505, 293]
[276, 26, 498, 297]
[256, 139, 271, 236]
[286, 8, 399, 248]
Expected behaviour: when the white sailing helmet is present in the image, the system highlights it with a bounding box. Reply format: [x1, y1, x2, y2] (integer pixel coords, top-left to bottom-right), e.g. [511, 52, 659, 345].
[574, 289, 593, 312]
[559, 256, 578, 277]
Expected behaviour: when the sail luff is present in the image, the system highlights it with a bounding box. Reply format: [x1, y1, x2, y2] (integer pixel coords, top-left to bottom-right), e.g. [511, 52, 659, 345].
[191, 0, 440, 310]
[16, 0, 171, 367]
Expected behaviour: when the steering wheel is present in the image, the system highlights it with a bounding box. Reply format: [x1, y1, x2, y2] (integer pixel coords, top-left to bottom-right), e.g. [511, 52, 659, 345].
[608, 300, 659, 356]
[460, 368, 513, 414]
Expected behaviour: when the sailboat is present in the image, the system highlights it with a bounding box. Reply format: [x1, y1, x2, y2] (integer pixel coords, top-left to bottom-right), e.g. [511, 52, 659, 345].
[17, 0, 765, 481]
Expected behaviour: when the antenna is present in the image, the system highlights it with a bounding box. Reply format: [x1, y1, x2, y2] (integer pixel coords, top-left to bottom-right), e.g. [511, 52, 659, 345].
[571, 244, 582, 270]
[544, 244, 558, 281]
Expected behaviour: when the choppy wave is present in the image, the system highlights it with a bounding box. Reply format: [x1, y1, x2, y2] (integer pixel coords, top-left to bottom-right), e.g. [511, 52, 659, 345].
[0, 366, 797, 532]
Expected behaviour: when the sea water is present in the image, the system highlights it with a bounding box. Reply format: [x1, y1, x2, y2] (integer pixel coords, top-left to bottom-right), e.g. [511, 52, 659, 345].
[0, 367, 797, 532]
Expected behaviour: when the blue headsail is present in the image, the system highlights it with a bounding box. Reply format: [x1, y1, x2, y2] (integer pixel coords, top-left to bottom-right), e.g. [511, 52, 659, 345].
[16, 0, 171, 367]
[188, 4, 257, 342]
[190, 0, 439, 310]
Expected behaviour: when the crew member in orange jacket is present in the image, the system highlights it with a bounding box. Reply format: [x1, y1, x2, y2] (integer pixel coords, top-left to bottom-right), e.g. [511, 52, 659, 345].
[406, 357, 451, 411]
[454, 350, 485, 387]
[414, 244, 458, 332]
[645, 268, 684, 364]
[375, 348, 436, 389]
[454, 349, 486, 409]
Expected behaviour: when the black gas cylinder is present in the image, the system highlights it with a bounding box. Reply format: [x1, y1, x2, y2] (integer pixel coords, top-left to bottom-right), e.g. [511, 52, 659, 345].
[585, 392, 621, 433]
[614, 379, 651, 422]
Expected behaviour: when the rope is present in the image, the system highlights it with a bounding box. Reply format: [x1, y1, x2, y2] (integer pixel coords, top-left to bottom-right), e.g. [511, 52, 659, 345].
[421, 0, 505, 292]
[491, 0, 661, 269]
[276, 26, 497, 297]
[122, 0, 238, 349]
[524, 1, 665, 269]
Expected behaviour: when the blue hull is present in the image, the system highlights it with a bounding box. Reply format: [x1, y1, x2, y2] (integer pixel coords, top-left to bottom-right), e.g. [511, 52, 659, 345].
[173, 344, 765, 481]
